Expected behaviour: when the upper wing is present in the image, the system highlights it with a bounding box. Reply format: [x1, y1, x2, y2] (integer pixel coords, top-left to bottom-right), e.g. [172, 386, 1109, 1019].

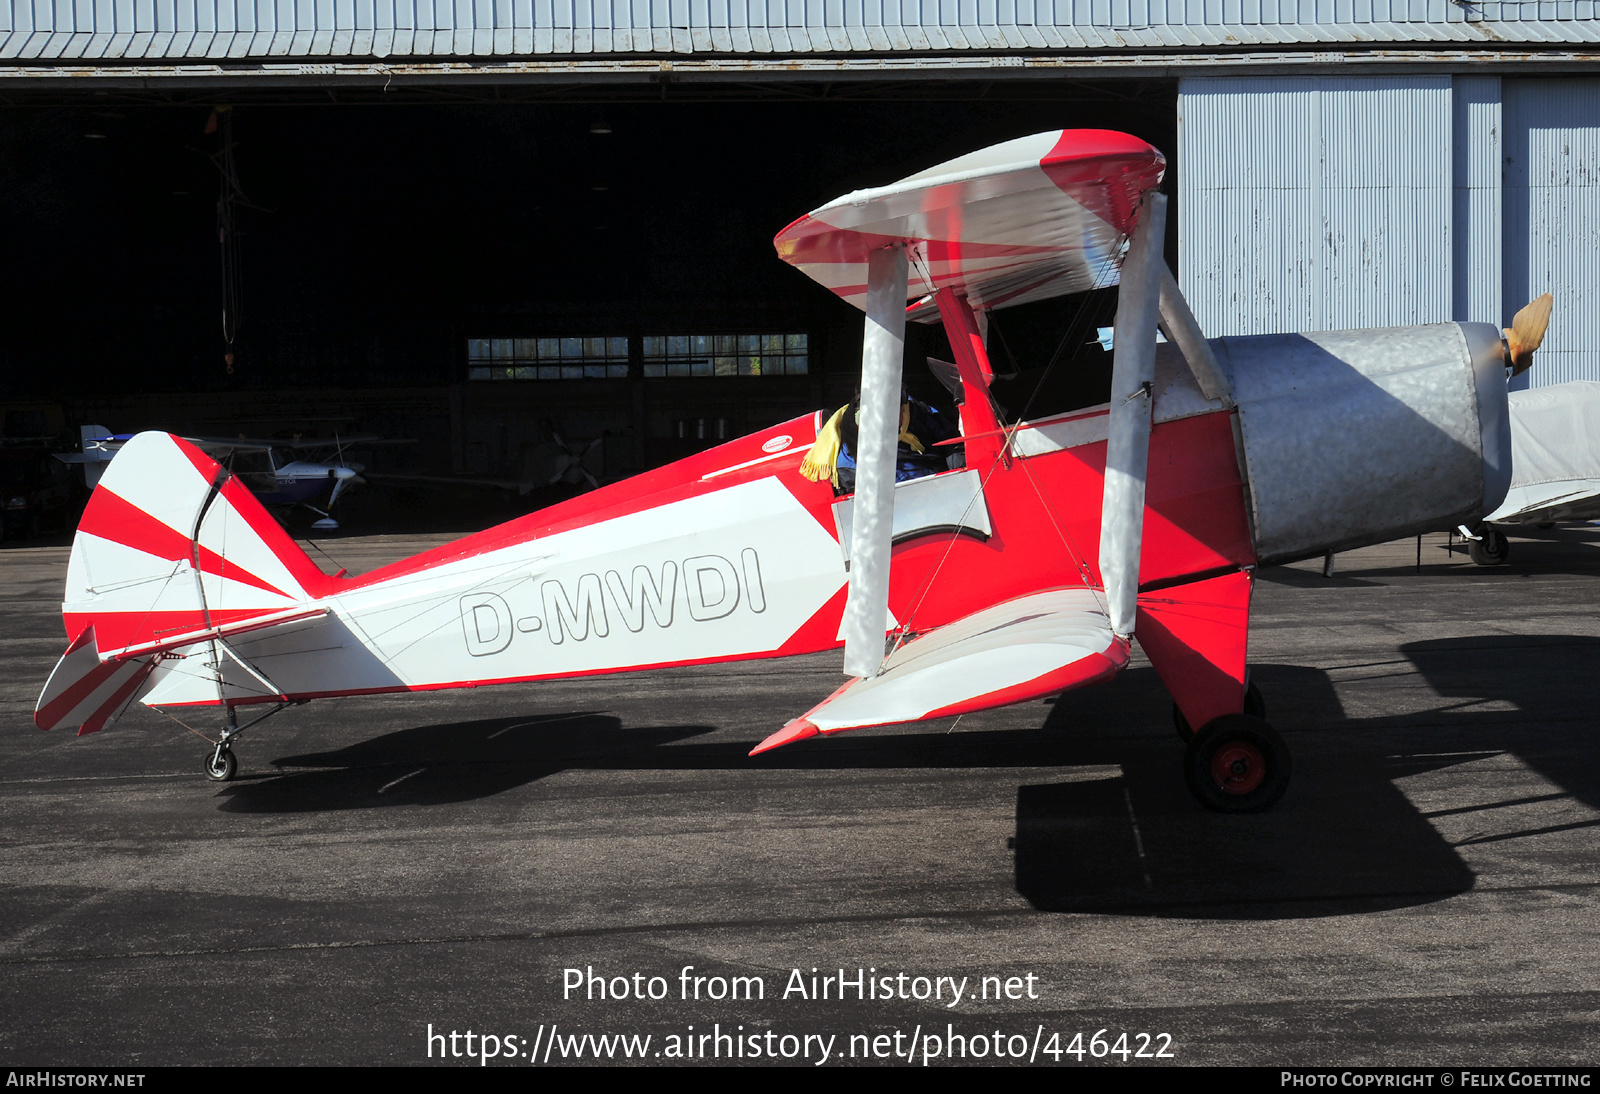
[180, 434, 407, 455]
[751, 587, 1128, 754]
[773, 129, 1165, 318]
[276, 435, 415, 451]
[363, 471, 536, 495]
[181, 435, 275, 457]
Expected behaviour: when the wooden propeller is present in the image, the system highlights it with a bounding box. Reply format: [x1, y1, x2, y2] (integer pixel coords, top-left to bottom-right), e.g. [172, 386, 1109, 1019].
[1505, 293, 1553, 376]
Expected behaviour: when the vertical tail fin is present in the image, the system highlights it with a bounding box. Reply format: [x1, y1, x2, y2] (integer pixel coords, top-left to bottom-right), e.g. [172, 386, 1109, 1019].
[37, 432, 338, 732]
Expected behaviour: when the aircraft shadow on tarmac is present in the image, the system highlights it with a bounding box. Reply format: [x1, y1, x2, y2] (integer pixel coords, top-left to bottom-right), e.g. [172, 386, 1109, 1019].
[1015, 661, 1477, 919]
[216, 713, 717, 812]
[1400, 634, 1600, 812]
[1018, 638, 1600, 918]
[216, 638, 1597, 923]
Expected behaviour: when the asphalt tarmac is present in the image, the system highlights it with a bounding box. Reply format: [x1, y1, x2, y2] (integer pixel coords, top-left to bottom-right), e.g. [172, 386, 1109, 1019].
[2, 526, 1597, 1067]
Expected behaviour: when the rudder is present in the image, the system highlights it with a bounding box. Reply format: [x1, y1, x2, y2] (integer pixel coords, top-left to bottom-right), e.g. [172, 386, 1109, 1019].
[39, 432, 338, 732]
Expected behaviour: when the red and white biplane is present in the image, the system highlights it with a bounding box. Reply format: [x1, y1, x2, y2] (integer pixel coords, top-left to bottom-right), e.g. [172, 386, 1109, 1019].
[37, 130, 1527, 812]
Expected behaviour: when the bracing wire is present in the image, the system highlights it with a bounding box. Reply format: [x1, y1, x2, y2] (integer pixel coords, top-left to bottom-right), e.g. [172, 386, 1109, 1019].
[153, 702, 221, 746]
[298, 533, 351, 577]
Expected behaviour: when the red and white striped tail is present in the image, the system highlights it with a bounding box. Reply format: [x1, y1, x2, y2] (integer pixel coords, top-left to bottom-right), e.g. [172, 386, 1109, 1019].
[35, 432, 337, 734]
[34, 627, 158, 735]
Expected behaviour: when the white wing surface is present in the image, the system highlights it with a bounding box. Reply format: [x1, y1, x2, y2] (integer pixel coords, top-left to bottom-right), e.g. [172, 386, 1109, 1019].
[1489, 381, 1600, 523]
[752, 588, 1128, 753]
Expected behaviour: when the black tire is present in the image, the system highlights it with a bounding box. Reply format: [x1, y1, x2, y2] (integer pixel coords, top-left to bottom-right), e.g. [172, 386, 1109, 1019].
[205, 746, 237, 782]
[1173, 681, 1265, 742]
[1183, 714, 1290, 813]
[1468, 528, 1510, 566]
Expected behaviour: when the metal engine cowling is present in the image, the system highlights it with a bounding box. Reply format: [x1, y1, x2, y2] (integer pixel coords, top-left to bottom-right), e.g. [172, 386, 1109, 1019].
[1216, 322, 1511, 565]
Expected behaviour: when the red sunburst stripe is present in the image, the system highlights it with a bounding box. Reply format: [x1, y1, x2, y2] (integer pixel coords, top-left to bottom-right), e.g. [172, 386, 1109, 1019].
[62, 626, 96, 656]
[76, 659, 157, 736]
[78, 488, 289, 600]
[216, 475, 336, 598]
[781, 229, 1070, 267]
[36, 654, 122, 730]
[174, 438, 221, 482]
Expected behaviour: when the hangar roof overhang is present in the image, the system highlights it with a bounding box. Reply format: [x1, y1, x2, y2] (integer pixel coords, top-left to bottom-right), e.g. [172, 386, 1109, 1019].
[4, 0, 1600, 97]
[4, 47, 1600, 104]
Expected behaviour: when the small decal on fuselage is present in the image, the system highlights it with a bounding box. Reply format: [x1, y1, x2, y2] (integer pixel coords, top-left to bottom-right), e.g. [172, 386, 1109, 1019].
[459, 550, 768, 656]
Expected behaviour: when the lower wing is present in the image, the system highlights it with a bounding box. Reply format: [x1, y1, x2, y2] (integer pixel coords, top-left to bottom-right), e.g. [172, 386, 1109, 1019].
[752, 587, 1128, 754]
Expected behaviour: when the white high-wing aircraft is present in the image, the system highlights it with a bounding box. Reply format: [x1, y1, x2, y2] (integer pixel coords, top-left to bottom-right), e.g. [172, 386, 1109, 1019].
[1459, 380, 1600, 565]
[58, 427, 385, 530]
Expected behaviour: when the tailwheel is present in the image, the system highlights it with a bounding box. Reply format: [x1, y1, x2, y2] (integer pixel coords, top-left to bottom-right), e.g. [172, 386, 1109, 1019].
[205, 743, 237, 783]
[1173, 681, 1265, 742]
[1183, 714, 1290, 813]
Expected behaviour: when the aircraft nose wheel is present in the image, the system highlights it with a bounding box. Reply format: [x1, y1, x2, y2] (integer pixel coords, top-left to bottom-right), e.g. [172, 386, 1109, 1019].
[205, 744, 237, 782]
[1173, 681, 1265, 742]
[1468, 527, 1510, 566]
[1183, 714, 1290, 813]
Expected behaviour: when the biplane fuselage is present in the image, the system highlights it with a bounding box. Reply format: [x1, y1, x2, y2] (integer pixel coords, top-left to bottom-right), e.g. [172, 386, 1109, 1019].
[36, 386, 1258, 751]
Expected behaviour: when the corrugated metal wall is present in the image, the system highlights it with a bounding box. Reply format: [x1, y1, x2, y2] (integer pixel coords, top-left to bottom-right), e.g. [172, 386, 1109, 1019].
[3, 0, 1598, 59]
[1505, 79, 1600, 389]
[1453, 76, 1502, 331]
[1178, 76, 1453, 337]
[1181, 74, 1600, 388]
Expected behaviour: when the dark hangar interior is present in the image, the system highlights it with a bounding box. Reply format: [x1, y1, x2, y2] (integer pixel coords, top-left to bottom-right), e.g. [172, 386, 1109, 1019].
[0, 84, 1175, 520]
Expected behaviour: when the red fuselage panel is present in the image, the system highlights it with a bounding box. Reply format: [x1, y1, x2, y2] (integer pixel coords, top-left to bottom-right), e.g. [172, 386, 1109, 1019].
[881, 409, 1255, 637]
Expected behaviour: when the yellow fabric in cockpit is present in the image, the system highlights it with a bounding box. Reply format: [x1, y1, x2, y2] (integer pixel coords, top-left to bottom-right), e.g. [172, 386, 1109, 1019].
[799, 401, 927, 488]
[897, 403, 926, 454]
[800, 405, 850, 487]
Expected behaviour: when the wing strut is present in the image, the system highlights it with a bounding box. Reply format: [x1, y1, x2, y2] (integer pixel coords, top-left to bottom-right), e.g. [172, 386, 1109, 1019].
[840, 244, 909, 678]
[932, 288, 1005, 465]
[1099, 190, 1167, 640]
[1157, 265, 1232, 405]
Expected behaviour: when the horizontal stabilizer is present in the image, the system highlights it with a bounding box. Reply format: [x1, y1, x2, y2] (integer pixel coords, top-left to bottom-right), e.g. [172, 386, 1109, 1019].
[101, 606, 330, 663]
[751, 588, 1127, 754]
[35, 627, 158, 735]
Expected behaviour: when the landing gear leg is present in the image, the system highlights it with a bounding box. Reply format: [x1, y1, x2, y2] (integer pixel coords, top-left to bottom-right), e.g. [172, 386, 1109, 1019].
[1173, 679, 1265, 742]
[198, 702, 292, 783]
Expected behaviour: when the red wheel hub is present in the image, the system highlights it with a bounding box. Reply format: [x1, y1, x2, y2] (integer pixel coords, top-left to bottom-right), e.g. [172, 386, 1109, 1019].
[1210, 741, 1266, 795]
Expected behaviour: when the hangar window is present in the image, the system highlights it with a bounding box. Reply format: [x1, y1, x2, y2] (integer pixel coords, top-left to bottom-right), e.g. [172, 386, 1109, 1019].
[642, 333, 808, 378]
[466, 336, 630, 380]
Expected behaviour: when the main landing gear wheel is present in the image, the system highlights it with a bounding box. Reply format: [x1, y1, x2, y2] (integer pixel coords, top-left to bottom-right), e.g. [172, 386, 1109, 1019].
[1173, 681, 1265, 742]
[1183, 714, 1290, 813]
[1468, 528, 1510, 566]
[205, 744, 237, 782]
